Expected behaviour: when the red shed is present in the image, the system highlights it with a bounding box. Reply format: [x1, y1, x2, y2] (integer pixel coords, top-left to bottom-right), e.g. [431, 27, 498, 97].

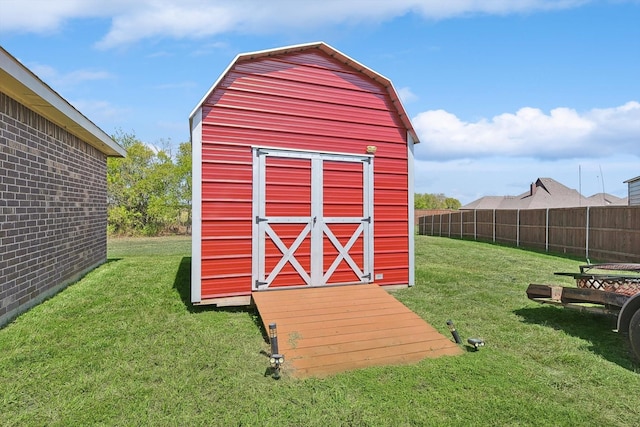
[189, 42, 419, 306]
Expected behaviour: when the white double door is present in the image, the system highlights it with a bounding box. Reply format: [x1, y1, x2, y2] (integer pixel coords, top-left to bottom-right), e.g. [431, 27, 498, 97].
[252, 148, 373, 290]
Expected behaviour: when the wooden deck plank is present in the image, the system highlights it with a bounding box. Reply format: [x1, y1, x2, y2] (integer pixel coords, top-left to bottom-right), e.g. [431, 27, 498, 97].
[276, 316, 432, 340]
[252, 283, 462, 378]
[278, 319, 424, 340]
[256, 299, 403, 320]
[289, 340, 461, 367]
[286, 331, 454, 358]
[293, 346, 463, 377]
[274, 311, 434, 334]
[259, 295, 398, 314]
[261, 306, 410, 326]
[253, 283, 393, 301]
[254, 287, 390, 311]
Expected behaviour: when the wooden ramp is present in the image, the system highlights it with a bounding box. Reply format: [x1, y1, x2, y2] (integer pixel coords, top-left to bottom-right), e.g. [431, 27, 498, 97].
[252, 283, 462, 378]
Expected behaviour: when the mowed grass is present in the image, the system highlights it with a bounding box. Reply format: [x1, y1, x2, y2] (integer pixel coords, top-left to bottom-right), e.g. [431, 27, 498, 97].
[1, 235, 639, 426]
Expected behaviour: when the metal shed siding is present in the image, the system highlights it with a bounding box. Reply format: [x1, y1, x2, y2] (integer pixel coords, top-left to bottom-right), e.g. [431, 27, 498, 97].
[200, 144, 254, 297]
[197, 48, 410, 300]
[627, 177, 640, 206]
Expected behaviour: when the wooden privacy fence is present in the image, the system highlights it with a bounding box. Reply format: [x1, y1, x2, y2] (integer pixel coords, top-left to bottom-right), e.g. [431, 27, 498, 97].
[418, 206, 640, 263]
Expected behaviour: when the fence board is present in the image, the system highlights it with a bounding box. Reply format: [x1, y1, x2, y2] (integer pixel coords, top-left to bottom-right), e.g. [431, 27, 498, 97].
[519, 209, 547, 252]
[475, 210, 494, 241]
[495, 210, 518, 245]
[547, 208, 587, 257]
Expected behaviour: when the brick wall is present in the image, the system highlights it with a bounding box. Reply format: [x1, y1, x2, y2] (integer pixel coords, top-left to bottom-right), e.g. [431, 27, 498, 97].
[0, 92, 108, 326]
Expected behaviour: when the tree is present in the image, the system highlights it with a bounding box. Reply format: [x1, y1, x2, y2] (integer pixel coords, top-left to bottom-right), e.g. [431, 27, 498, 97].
[414, 193, 461, 210]
[107, 130, 192, 235]
[444, 197, 461, 210]
[174, 142, 192, 233]
[107, 131, 157, 234]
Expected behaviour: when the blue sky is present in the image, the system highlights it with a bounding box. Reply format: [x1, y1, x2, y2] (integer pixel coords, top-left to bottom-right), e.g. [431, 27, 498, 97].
[1, 0, 638, 204]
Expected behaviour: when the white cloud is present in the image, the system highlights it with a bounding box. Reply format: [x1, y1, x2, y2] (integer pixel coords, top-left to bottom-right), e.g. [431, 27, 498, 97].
[397, 87, 418, 104]
[0, 0, 127, 33]
[70, 99, 132, 124]
[28, 62, 113, 89]
[94, 3, 238, 49]
[1, 0, 591, 48]
[413, 101, 640, 160]
[65, 69, 113, 83]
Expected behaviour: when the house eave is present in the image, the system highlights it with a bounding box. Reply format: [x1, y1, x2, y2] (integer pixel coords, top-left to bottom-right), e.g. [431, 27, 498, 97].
[0, 47, 125, 158]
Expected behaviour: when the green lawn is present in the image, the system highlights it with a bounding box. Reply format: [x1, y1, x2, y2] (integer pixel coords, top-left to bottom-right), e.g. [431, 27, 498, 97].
[1, 236, 639, 426]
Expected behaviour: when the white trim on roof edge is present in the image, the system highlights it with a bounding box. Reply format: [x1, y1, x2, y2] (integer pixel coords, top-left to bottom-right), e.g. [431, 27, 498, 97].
[188, 41, 419, 144]
[0, 46, 125, 157]
[624, 176, 640, 184]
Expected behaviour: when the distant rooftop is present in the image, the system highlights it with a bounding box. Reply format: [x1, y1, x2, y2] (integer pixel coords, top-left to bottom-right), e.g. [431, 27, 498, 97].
[461, 177, 628, 210]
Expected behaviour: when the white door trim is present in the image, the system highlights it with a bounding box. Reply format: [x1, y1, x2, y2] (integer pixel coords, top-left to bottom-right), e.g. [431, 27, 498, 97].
[252, 147, 373, 290]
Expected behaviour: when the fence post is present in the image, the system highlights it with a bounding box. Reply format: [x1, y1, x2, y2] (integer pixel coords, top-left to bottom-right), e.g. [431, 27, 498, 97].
[449, 212, 452, 237]
[460, 211, 463, 238]
[493, 209, 496, 242]
[545, 208, 549, 253]
[431, 215, 434, 236]
[516, 209, 520, 247]
[586, 206, 590, 261]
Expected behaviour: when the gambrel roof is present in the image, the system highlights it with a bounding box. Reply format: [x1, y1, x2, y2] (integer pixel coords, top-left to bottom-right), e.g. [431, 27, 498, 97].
[190, 41, 419, 145]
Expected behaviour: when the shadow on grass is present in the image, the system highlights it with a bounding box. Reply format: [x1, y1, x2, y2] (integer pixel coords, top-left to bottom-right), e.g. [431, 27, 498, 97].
[515, 305, 638, 371]
[172, 257, 267, 339]
[173, 257, 196, 311]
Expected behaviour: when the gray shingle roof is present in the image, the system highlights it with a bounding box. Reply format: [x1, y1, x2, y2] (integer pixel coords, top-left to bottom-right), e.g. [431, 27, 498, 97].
[586, 193, 627, 206]
[461, 177, 627, 210]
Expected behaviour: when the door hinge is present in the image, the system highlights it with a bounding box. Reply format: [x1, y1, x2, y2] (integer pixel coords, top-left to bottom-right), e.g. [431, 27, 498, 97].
[255, 280, 268, 287]
[362, 217, 371, 223]
[256, 216, 268, 223]
[362, 157, 371, 164]
[361, 273, 372, 280]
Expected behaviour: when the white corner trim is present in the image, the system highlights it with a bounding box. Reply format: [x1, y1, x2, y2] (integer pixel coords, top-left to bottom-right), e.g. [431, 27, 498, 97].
[407, 132, 416, 287]
[191, 108, 203, 303]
